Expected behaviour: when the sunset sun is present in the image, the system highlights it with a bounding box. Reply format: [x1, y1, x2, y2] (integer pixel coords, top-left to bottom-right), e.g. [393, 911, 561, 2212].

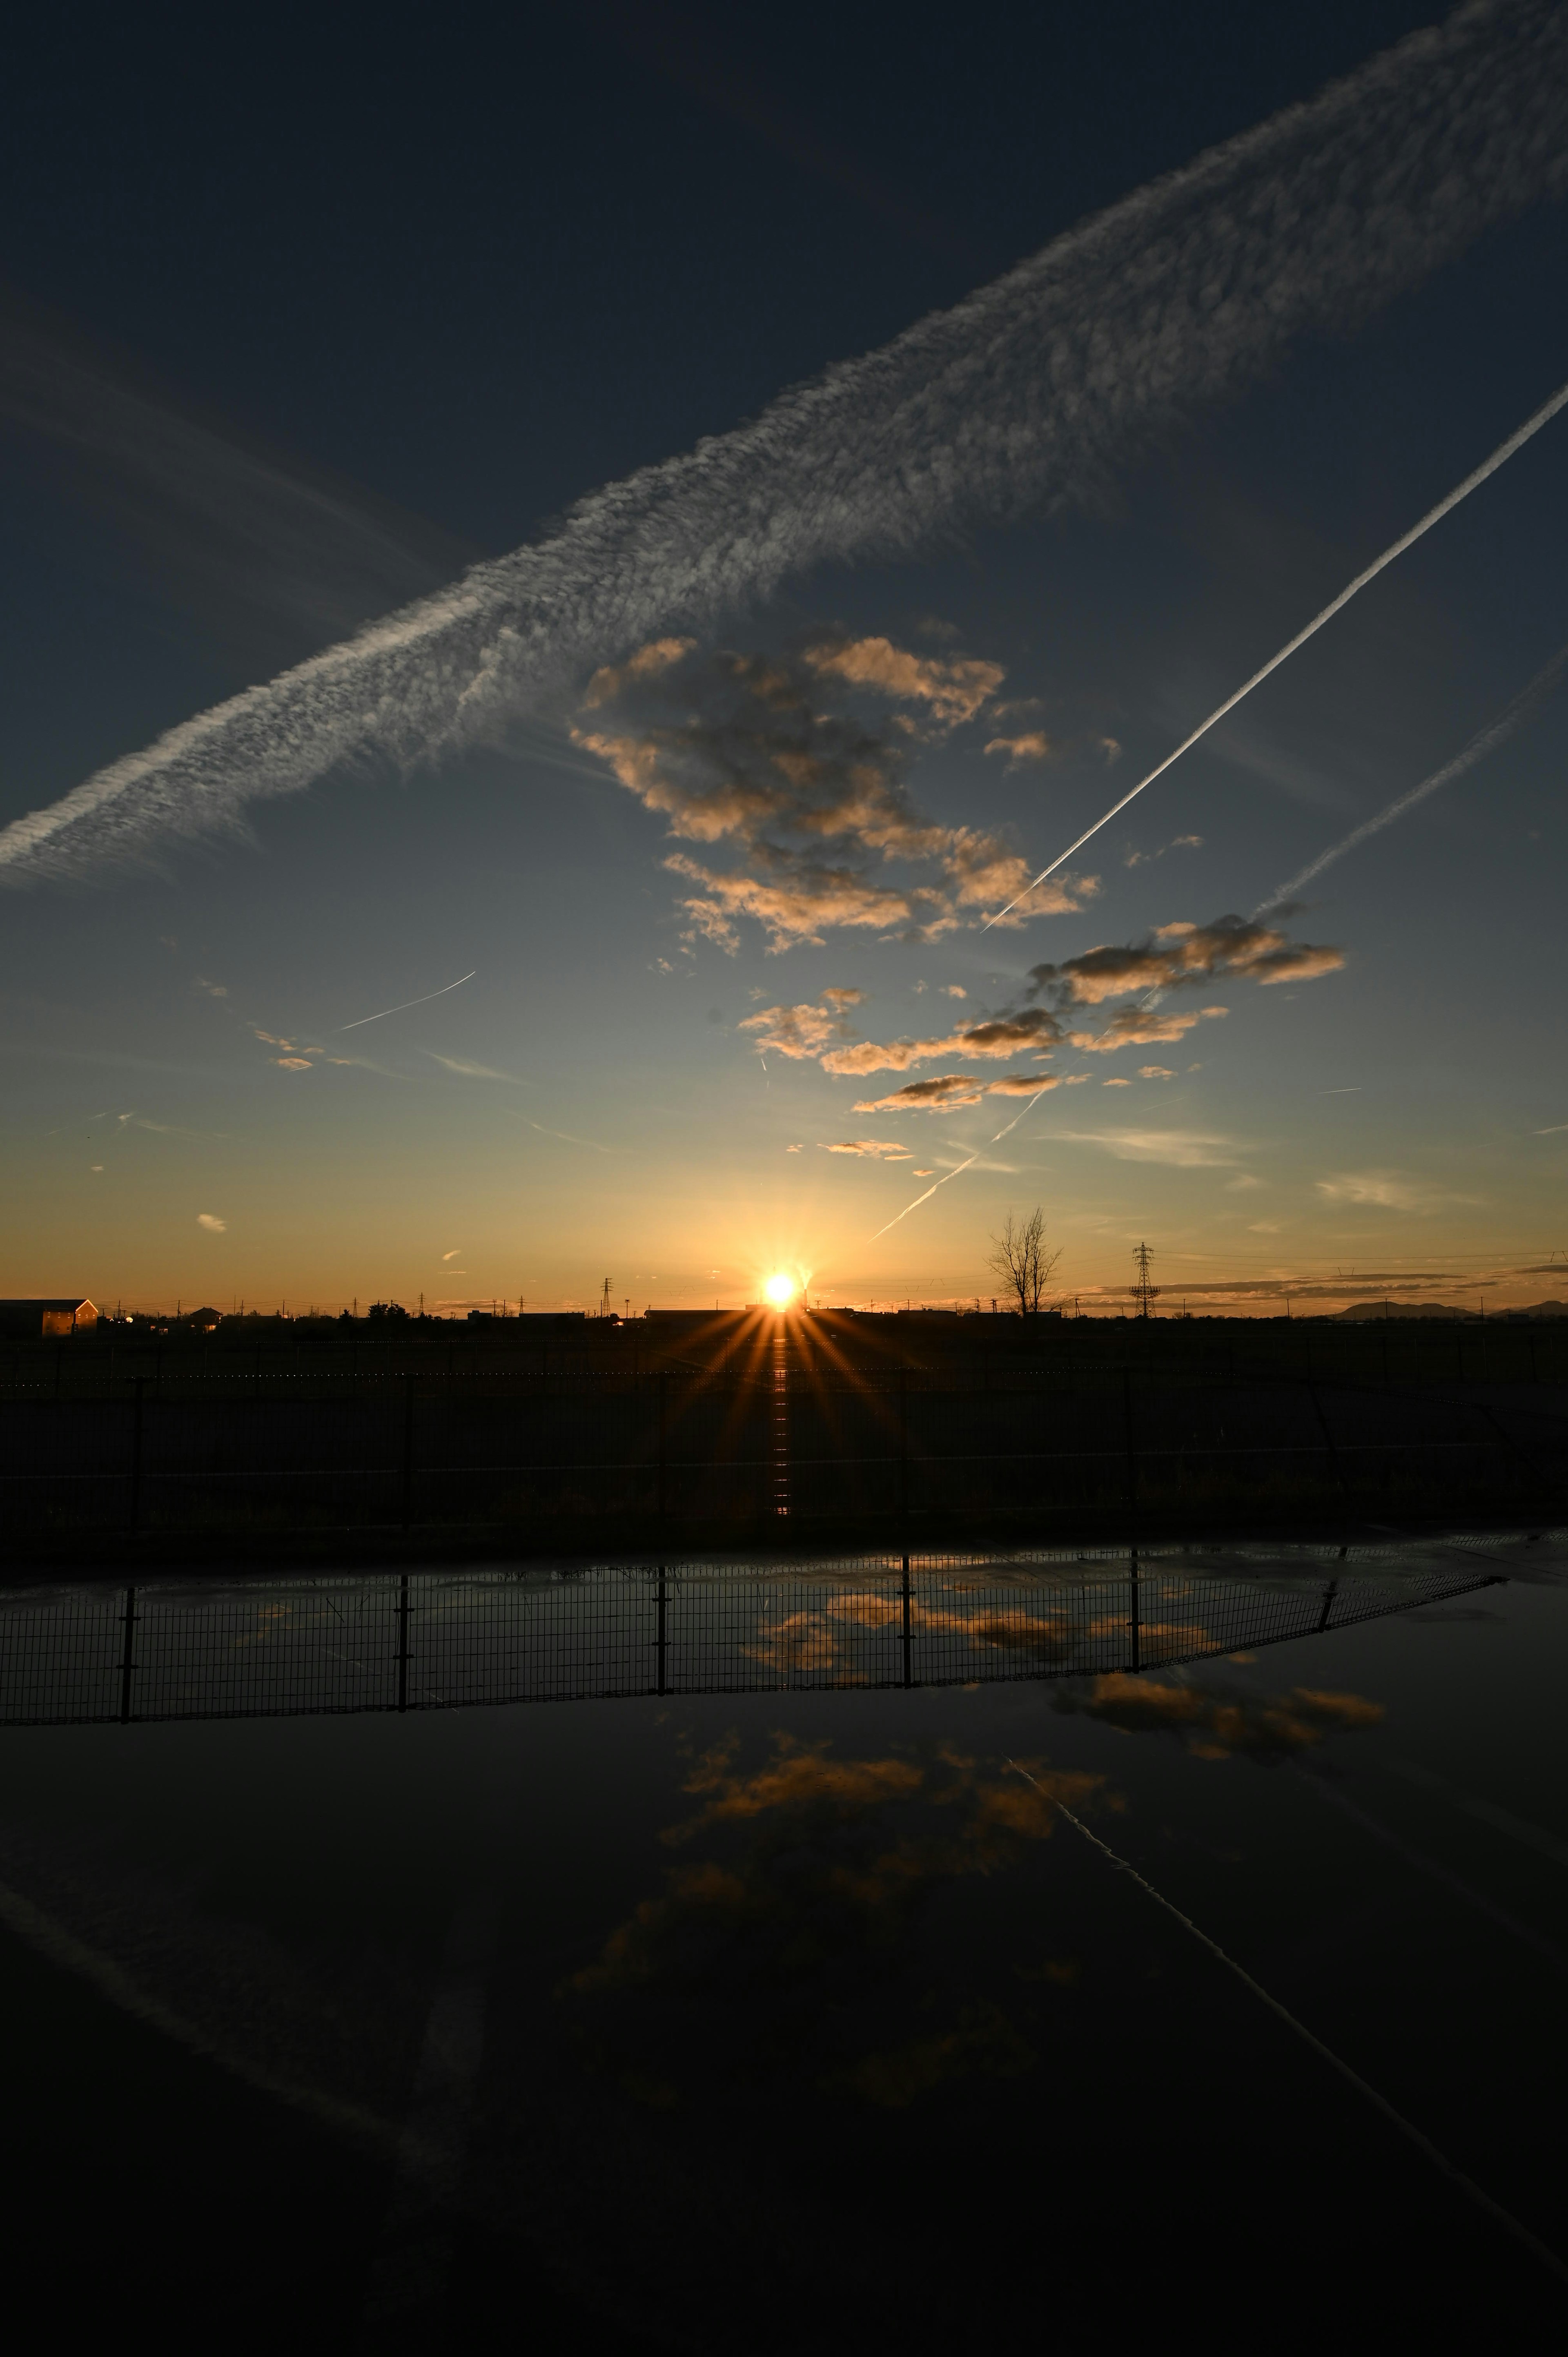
[762, 1272, 797, 1309]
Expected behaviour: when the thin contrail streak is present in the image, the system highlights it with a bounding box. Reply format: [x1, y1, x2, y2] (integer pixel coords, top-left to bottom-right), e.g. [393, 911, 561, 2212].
[982, 375, 1568, 931]
[870, 1085, 1054, 1238]
[1256, 635, 1568, 912]
[1006, 1763, 1568, 2285]
[338, 971, 476, 1030]
[4, 2, 1567, 886]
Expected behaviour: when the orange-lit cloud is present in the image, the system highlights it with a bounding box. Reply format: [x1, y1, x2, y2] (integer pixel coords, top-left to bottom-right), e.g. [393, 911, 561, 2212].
[573, 637, 1094, 950]
[820, 1139, 913, 1157]
[1031, 916, 1342, 1007]
[853, 1074, 985, 1112]
[820, 1006, 1062, 1077]
[1069, 1006, 1226, 1051]
[803, 635, 1003, 725]
[983, 730, 1051, 766]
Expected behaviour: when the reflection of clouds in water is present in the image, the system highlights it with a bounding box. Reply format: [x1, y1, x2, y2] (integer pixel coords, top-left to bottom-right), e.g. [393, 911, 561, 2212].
[742, 1589, 1215, 1676]
[565, 1734, 1107, 2109]
[1054, 1672, 1383, 1760]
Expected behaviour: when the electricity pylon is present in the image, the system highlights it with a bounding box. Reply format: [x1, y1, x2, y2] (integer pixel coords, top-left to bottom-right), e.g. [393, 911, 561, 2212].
[1131, 1241, 1160, 1319]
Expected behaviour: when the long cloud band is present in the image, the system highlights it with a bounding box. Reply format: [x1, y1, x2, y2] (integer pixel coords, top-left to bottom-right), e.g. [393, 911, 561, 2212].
[3, 0, 1566, 887]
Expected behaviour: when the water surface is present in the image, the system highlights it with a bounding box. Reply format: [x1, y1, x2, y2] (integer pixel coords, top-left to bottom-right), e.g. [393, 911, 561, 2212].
[2, 1533, 1565, 2348]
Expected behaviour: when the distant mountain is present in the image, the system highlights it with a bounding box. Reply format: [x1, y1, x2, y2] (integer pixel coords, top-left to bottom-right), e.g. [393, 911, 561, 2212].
[1332, 1299, 1568, 1321]
[1334, 1301, 1472, 1322]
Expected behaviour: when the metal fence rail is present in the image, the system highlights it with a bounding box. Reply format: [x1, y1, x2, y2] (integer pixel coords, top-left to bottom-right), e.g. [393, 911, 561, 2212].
[0, 1552, 1508, 1726]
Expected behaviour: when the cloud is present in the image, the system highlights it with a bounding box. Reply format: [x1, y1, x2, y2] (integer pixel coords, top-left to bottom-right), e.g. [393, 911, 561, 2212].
[1139, 1065, 1175, 1078]
[273, 1057, 314, 1071]
[574, 641, 1094, 950]
[1069, 1006, 1225, 1051]
[1029, 916, 1341, 1007]
[441, 1248, 462, 1260]
[1056, 1128, 1246, 1166]
[986, 1074, 1062, 1097]
[13, 4, 1561, 881]
[820, 1139, 914, 1157]
[668, 854, 915, 954]
[1125, 833, 1203, 867]
[1314, 1169, 1469, 1212]
[786, 1142, 803, 1152]
[1103, 1076, 1132, 1086]
[940, 984, 967, 999]
[984, 731, 1051, 767]
[821, 1005, 1062, 1077]
[523, 1119, 627, 1153]
[192, 976, 227, 997]
[802, 636, 1003, 725]
[196, 1212, 226, 1232]
[739, 996, 862, 1058]
[420, 1051, 529, 1082]
[853, 1075, 986, 1113]
[581, 636, 695, 708]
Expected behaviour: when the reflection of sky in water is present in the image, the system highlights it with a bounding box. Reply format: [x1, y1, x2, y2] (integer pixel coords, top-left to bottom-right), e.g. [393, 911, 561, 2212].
[2, 1542, 1566, 2343]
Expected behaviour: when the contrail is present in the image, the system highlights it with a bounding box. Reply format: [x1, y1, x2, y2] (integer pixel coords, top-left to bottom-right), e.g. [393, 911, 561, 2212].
[982, 373, 1568, 929]
[338, 971, 476, 1029]
[871, 1084, 1055, 1238]
[1257, 634, 1568, 912]
[4, 2, 1567, 886]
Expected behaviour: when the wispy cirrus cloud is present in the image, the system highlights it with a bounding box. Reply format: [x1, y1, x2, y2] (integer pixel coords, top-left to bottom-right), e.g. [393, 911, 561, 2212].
[1056, 1128, 1248, 1166]
[420, 1051, 531, 1084]
[1315, 1169, 1475, 1212]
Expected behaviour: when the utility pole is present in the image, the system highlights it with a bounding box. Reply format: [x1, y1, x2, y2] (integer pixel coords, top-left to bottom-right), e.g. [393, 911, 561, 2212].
[1131, 1241, 1160, 1320]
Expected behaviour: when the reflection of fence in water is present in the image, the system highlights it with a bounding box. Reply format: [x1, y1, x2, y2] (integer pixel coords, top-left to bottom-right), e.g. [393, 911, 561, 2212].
[0, 1552, 1502, 1727]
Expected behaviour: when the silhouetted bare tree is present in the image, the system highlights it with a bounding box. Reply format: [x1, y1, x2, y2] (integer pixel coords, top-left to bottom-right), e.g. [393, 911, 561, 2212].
[986, 1207, 1062, 1315]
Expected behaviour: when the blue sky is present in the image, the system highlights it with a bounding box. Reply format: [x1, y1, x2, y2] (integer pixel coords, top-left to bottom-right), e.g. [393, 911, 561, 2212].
[3, 1, 1567, 1313]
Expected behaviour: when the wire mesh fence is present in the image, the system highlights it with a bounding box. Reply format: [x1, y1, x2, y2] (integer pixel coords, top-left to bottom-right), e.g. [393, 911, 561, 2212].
[0, 1546, 1515, 1726]
[1, 1358, 1564, 1544]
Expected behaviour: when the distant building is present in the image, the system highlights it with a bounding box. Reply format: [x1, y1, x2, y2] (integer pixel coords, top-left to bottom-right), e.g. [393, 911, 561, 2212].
[0, 1298, 98, 1339]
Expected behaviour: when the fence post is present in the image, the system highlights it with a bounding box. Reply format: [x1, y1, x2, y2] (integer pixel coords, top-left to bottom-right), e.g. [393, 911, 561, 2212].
[401, 1373, 416, 1532]
[1306, 1382, 1347, 1503]
[898, 1363, 909, 1530]
[396, 1572, 411, 1712]
[901, 1552, 913, 1689]
[118, 1585, 137, 1722]
[1121, 1365, 1138, 1511]
[656, 1565, 668, 1695]
[657, 1372, 668, 1523]
[1128, 1546, 1140, 1673]
[129, 1376, 145, 1536]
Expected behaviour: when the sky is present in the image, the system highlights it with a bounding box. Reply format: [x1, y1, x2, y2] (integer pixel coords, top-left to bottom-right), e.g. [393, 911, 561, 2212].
[3, 0, 1568, 1316]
